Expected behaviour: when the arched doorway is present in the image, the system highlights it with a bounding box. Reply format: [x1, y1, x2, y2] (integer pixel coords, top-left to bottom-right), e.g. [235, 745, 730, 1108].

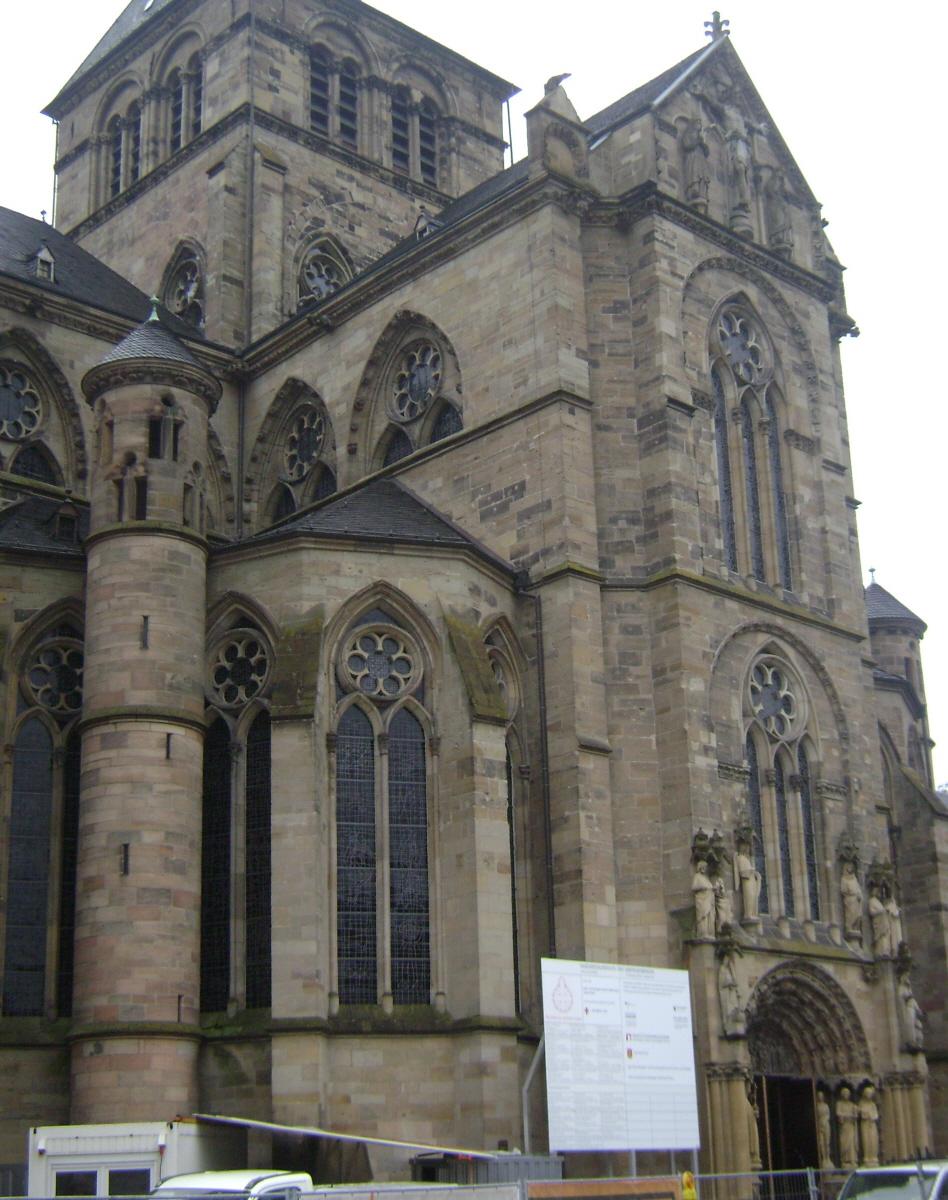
[746, 962, 871, 1172]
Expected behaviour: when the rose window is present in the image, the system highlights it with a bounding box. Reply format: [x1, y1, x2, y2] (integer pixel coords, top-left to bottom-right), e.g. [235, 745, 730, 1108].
[26, 641, 84, 714]
[391, 343, 442, 422]
[0, 364, 42, 441]
[748, 659, 799, 740]
[341, 628, 419, 699]
[284, 408, 325, 480]
[301, 250, 345, 301]
[210, 633, 270, 707]
[717, 308, 766, 385]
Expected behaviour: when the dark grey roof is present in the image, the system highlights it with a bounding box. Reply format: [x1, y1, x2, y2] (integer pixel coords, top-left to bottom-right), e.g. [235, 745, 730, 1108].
[586, 44, 711, 135]
[46, 0, 181, 113]
[0, 493, 88, 558]
[246, 477, 513, 572]
[101, 312, 205, 368]
[0, 206, 194, 336]
[865, 582, 926, 631]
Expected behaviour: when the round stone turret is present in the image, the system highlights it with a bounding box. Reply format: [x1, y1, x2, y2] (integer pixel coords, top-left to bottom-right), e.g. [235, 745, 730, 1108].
[71, 309, 221, 1123]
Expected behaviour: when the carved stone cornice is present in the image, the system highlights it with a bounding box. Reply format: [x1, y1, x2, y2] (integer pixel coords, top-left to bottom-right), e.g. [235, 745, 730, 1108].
[785, 429, 817, 455]
[816, 779, 848, 800]
[718, 759, 750, 783]
[82, 360, 222, 410]
[706, 1061, 749, 1081]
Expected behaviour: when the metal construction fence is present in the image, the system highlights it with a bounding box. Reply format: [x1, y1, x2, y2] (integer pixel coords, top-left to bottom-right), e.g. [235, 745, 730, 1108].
[692, 1169, 851, 1200]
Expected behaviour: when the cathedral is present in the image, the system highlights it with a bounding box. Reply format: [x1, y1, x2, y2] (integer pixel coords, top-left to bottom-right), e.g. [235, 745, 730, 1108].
[0, 0, 945, 1185]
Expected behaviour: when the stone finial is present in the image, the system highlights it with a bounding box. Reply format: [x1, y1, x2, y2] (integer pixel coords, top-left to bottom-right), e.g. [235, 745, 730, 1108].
[148, 295, 161, 322]
[705, 11, 730, 40]
[544, 73, 571, 95]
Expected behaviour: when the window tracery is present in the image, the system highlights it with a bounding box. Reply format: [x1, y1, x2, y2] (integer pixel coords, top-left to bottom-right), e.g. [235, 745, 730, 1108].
[209, 631, 271, 709]
[390, 342, 442, 423]
[298, 239, 351, 304]
[164, 252, 204, 329]
[284, 407, 325, 480]
[0, 363, 43, 441]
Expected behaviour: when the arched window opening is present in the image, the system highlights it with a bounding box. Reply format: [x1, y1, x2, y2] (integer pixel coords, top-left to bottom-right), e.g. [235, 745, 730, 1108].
[298, 238, 350, 304]
[2, 719, 53, 1016]
[169, 70, 185, 154]
[798, 743, 820, 921]
[430, 402, 462, 444]
[338, 61, 359, 150]
[418, 101, 438, 187]
[336, 705, 378, 1004]
[711, 367, 737, 571]
[108, 116, 123, 198]
[163, 249, 205, 330]
[505, 744, 521, 1014]
[312, 466, 337, 503]
[774, 755, 794, 917]
[309, 48, 331, 136]
[56, 729, 81, 1017]
[383, 428, 412, 467]
[766, 390, 792, 589]
[740, 394, 765, 580]
[10, 444, 62, 486]
[245, 710, 272, 1009]
[391, 87, 411, 175]
[127, 103, 142, 184]
[745, 734, 769, 914]
[268, 484, 296, 523]
[200, 718, 231, 1012]
[189, 54, 203, 139]
[388, 707, 430, 1005]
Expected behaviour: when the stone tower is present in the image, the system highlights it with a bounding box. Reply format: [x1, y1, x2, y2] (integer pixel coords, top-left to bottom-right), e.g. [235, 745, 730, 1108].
[73, 309, 221, 1121]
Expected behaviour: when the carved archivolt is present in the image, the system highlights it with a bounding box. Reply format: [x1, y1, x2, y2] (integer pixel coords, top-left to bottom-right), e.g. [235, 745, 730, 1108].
[747, 961, 871, 1077]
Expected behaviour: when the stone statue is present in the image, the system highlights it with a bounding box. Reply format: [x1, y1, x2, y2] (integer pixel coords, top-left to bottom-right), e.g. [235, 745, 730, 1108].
[868, 884, 890, 957]
[840, 860, 863, 941]
[714, 875, 734, 933]
[736, 849, 761, 922]
[858, 1085, 880, 1165]
[692, 861, 715, 939]
[885, 892, 904, 954]
[727, 117, 754, 235]
[681, 119, 710, 214]
[718, 953, 746, 1037]
[745, 1078, 762, 1169]
[764, 169, 794, 257]
[836, 1086, 858, 1169]
[898, 975, 924, 1049]
[816, 1091, 834, 1168]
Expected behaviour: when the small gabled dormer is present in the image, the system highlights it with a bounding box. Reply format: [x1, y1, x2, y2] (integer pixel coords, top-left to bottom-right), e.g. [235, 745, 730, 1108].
[31, 241, 56, 284]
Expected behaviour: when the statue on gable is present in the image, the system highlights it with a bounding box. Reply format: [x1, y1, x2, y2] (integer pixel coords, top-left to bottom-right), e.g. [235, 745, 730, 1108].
[763, 168, 794, 258]
[726, 116, 754, 237]
[680, 118, 710, 214]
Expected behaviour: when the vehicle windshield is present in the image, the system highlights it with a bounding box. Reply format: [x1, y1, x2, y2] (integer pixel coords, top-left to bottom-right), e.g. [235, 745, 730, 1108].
[842, 1171, 941, 1200]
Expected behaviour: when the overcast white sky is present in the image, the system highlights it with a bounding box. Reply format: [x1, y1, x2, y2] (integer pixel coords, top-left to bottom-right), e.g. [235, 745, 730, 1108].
[2, 1, 945, 785]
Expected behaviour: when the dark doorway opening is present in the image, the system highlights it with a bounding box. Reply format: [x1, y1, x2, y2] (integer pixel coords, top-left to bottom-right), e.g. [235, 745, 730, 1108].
[759, 1076, 819, 1174]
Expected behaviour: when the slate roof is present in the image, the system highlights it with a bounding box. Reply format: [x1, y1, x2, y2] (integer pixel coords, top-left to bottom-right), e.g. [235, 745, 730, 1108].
[865, 582, 926, 631]
[586, 44, 714, 135]
[0, 206, 194, 336]
[245, 477, 513, 573]
[0, 493, 88, 558]
[101, 311, 206, 369]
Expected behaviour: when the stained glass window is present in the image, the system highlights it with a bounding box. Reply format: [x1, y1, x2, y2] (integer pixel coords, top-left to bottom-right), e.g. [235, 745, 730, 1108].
[313, 467, 337, 502]
[711, 367, 737, 571]
[388, 708, 430, 1004]
[56, 730, 81, 1017]
[746, 734, 769, 914]
[774, 756, 794, 917]
[245, 711, 271, 1009]
[336, 706, 377, 1003]
[431, 403, 462, 444]
[11, 445, 60, 485]
[383, 429, 412, 467]
[2, 719, 53, 1016]
[200, 718, 231, 1011]
[506, 747, 521, 1014]
[798, 744, 820, 921]
[741, 394, 765, 580]
[766, 390, 793, 590]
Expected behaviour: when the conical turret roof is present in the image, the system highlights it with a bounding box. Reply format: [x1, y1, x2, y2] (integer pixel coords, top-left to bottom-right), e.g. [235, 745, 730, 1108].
[100, 304, 205, 370]
[865, 581, 926, 633]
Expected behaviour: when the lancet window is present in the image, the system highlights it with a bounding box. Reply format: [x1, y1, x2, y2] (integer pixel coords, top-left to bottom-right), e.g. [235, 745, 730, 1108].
[709, 302, 793, 590]
[1, 622, 84, 1018]
[333, 609, 433, 1007]
[743, 651, 821, 922]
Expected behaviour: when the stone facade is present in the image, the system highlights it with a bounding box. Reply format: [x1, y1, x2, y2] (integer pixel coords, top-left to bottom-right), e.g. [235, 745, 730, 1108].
[0, 0, 945, 1186]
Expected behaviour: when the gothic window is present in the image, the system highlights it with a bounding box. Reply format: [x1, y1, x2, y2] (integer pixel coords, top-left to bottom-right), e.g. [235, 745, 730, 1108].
[333, 615, 431, 1006]
[312, 465, 337, 502]
[744, 651, 823, 923]
[382, 428, 413, 467]
[284, 408, 325, 480]
[189, 54, 203, 139]
[391, 87, 411, 174]
[429, 402, 462, 445]
[267, 484, 296, 522]
[127, 103, 142, 184]
[2, 626, 84, 1018]
[709, 302, 794, 589]
[200, 718, 231, 1012]
[245, 710, 272, 1009]
[10, 444, 61, 486]
[298, 238, 351, 305]
[209, 630, 271, 709]
[169, 69, 184, 154]
[0, 362, 43, 441]
[418, 100, 438, 187]
[390, 343, 442, 424]
[108, 115, 123, 197]
[163, 248, 204, 330]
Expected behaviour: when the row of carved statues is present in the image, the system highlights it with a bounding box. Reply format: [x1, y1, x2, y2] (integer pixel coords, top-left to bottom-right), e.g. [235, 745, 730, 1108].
[817, 1083, 880, 1169]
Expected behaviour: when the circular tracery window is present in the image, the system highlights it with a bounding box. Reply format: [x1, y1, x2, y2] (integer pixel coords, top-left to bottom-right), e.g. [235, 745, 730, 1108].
[26, 640, 84, 713]
[0, 364, 43, 441]
[210, 632, 271, 707]
[391, 343, 442, 422]
[717, 308, 767, 385]
[748, 657, 800, 740]
[300, 249, 346, 301]
[284, 408, 325, 480]
[340, 627, 421, 700]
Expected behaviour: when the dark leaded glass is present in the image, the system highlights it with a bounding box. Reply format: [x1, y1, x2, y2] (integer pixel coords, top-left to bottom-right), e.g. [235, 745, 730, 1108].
[245, 711, 272, 1008]
[337, 706, 377, 1003]
[746, 734, 769, 914]
[2, 718, 53, 1015]
[766, 391, 793, 590]
[741, 394, 765, 580]
[383, 429, 412, 467]
[798, 744, 820, 921]
[56, 729, 81, 1017]
[506, 748, 521, 1014]
[128, 105, 141, 183]
[388, 708, 429, 1004]
[109, 117, 123, 197]
[201, 718, 231, 1011]
[431, 403, 462, 444]
[711, 367, 737, 571]
[12, 445, 60, 485]
[313, 467, 337, 502]
[774, 757, 795, 917]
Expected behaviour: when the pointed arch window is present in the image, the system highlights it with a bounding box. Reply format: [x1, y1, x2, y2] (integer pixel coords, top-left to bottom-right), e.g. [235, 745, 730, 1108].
[333, 617, 432, 1006]
[745, 733, 769, 915]
[298, 238, 351, 305]
[245, 710, 272, 1009]
[10, 444, 62, 486]
[430, 402, 462, 445]
[766, 390, 792, 589]
[774, 756, 794, 917]
[200, 717, 232, 1013]
[382, 428, 412, 467]
[711, 366, 737, 571]
[798, 743, 820, 920]
[740, 394, 765, 581]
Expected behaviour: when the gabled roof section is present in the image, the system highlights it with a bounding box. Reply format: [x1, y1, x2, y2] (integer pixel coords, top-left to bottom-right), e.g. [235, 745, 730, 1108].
[865, 581, 927, 632]
[0, 206, 194, 335]
[586, 43, 715, 136]
[0, 492, 88, 559]
[242, 477, 514, 575]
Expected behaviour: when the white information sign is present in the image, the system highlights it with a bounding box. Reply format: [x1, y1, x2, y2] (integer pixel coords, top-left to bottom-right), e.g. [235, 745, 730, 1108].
[541, 957, 700, 1152]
